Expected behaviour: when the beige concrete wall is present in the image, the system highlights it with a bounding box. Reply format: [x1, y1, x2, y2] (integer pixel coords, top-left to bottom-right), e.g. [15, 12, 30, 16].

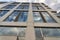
[0, 36, 17, 40]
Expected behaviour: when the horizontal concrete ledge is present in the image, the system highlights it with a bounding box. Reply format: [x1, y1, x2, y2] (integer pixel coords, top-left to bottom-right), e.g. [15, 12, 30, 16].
[0, 9, 29, 11]
[33, 10, 56, 12]
[0, 36, 17, 40]
[0, 22, 60, 27]
[0, 22, 27, 26]
[44, 37, 60, 40]
[34, 23, 60, 27]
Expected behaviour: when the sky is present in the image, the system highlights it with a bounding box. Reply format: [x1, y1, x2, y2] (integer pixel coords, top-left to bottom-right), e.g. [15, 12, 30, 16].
[0, 0, 60, 13]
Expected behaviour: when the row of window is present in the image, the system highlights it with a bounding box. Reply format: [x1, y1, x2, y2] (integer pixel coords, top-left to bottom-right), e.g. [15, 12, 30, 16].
[35, 27, 60, 40]
[0, 27, 26, 37]
[5, 11, 28, 22]
[1, 4, 29, 9]
[32, 6, 45, 10]
[1, 4, 45, 10]
[17, 5, 29, 9]
[0, 10, 56, 23]
[33, 12, 56, 23]
[0, 27, 60, 37]
[2, 5, 16, 9]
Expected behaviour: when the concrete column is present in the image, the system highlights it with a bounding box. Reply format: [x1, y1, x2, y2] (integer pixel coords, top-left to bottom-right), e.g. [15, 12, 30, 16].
[25, 3, 35, 40]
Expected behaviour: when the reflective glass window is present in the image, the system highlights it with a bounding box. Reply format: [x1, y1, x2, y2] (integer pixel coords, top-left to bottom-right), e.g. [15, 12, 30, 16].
[17, 5, 29, 9]
[2, 5, 16, 9]
[38, 6, 45, 10]
[32, 6, 38, 10]
[0, 10, 9, 17]
[0, 27, 26, 37]
[5, 11, 19, 22]
[18, 12, 28, 22]
[23, 5, 29, 9]
[5, 11, 28, 22]
[35, 28, 42, 40]
[33, 12, 43, 22]
[41, 12, 56, 23]
[42, 28, 60, 37]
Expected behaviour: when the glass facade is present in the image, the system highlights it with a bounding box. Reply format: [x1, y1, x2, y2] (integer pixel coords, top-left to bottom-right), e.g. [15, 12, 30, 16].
[38, 6, 45, 10]
[33, 12, 43, 22]
[0, 10, 9, 17]
[0, 27, 26, 36]
[35, 28, 60, 37]
[5, 11, 28, 22]
[18, 12, 28, 22]
[2, 5, 16, 9]
[35, 28, 42, 40]
[42, 28, 60, 37]
[17, 5, 29, 9]
[41, 12, 56, 23]
[32, 6, 38, 10]
[5, 11, 19, 22]
[32, 5, 45, 10]
[0, 2, 59, 40]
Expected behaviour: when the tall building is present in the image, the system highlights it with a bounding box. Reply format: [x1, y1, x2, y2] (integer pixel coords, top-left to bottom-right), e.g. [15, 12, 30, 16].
[0, 2, 60, 40]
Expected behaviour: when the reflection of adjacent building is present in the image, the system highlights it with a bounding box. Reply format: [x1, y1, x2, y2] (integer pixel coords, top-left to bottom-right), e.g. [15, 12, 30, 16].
[0, 2, 60, 40]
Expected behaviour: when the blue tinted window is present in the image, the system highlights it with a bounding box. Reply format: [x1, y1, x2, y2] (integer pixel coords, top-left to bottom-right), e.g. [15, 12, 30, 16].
[17, 5, 23, 9]
[0, 10, 9, 17]
[23, 5, 29, 9]
[18, 12, 28, 22]
[5, 11, 19, 22]
[38, 6, 45, 10]
[32, 6, 38, 10]
[17, 5, 29, 9]
[42, 28, 60, 37]
[41, 12, 56, 23]
[2, 5, 16, 9]
[33, 12, 43, 22]
[0, 27, 26, 36]
[35, 28, 42, 40]
[5, 11, 28, 22]
[18, 28, 26, 37]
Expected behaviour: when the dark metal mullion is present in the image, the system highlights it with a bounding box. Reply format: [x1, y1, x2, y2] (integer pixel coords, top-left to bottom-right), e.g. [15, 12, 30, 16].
[39, 12, 46, 22]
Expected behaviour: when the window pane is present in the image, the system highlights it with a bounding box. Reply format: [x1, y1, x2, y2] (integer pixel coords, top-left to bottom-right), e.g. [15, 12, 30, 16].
[17, 5, 23, 9]
[17, 5, 29, 9]
[18, 28, 26, 37]
[0, 27, 17, 36]
[18, 12, 28, 22]
[0, 27, 26, 37]
[0, 10, 9, 17]
[32, 6, 38, 10]
[33, 12, 43, 22]
[23, 5, 29, 9]
[5, 11, 28, 22]
[38, 6, 45, 10]
[5, 11, 19, 22]
[2, 5, 16, 9]
[34, 28, 42, 40]
[42, 28, 60, 37]
[41, 12, 56, 23]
